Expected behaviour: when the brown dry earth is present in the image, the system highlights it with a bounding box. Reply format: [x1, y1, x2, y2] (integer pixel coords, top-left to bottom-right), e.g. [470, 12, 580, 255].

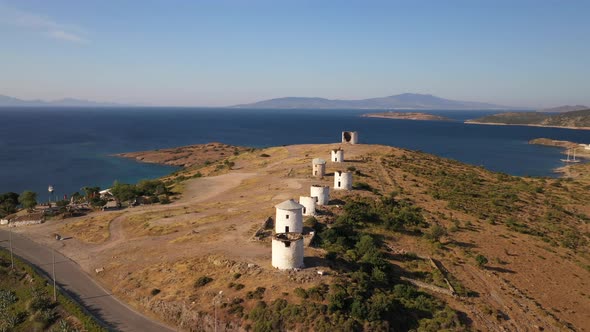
[13, 143, 590, 331]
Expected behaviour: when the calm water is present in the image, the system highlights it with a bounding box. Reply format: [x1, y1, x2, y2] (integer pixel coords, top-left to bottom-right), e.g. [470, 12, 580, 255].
[1, 107, 589, 197]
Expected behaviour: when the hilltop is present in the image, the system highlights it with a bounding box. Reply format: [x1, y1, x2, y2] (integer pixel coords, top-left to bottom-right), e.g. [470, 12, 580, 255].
[539, 105, 589, 113]
[232, 93, 513, 110]
[11, 142, 590, 331]
[467, 109, 590, 129]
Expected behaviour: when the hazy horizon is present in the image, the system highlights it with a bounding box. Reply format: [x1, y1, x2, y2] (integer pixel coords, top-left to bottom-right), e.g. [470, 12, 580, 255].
[1, 0, 589, 108]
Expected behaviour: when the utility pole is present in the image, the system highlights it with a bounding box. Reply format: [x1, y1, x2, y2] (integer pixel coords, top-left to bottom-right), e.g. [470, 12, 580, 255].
[9, 226, 14, 270]
[52, 247, 57, 302]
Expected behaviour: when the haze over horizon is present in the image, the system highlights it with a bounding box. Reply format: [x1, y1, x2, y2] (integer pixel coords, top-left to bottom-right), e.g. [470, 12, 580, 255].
[1, 0, 589, 108]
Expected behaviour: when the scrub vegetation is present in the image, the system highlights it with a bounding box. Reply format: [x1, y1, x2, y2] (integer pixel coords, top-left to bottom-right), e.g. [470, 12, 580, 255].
[0, 249, 105, 332]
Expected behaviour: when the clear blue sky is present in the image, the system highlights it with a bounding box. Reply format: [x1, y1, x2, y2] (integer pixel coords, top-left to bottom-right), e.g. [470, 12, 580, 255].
[1, 0, 589, 107]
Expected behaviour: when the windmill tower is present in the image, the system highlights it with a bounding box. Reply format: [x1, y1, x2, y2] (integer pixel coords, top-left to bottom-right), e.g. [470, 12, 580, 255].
[272, 199, 305, 270]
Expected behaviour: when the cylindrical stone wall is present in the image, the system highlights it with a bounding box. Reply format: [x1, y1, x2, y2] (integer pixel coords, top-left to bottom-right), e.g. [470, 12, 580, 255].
[342, 131, 358, 144]
[312, 158, 326, 177]
[310, 185, 330, 206]
[331, 149, 344, 162]
[299, 196, 316, 216]
[272, 235, 304, 270]
[334, 171, 353, 190]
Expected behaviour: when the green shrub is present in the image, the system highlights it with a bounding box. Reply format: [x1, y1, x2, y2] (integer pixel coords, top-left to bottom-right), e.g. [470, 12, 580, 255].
[475, 254, 488, 268]
[194, 276, 213, 288]
[246, 287, 266, 300]
[294, 288, 308, 299]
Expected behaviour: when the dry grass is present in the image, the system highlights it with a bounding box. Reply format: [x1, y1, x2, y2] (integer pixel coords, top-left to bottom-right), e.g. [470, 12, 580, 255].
[60, 212, 123, 243]
[38, 143, 590, 331]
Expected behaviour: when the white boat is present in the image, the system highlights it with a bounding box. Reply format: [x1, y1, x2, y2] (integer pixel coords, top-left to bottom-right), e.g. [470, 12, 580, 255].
[561, 148, 581, 163]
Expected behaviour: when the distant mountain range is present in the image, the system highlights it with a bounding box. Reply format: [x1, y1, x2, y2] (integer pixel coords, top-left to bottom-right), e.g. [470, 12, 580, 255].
[232, 93, 518, 110]
[0, 94, 126, 107]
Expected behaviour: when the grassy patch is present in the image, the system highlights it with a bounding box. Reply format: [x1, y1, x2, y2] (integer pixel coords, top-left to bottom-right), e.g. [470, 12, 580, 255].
[0, 249, 105, 332]
[60, 212, 123, 243]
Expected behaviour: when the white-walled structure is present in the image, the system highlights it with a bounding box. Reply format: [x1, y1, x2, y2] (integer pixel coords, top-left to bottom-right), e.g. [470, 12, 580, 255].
[334, 171, 353, 190]
[342, 131, 358, 144]
[299, 196, 316, 216]
[331, 148, 344, 163]
[310, 185, 330, 206]
[275, 199, 304, 234]
[312, 158, 326, 177]
[272, 233, 304, 270]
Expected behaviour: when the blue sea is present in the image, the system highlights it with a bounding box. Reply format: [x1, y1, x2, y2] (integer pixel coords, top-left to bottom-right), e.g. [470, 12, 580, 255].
[1, 107, 589, 198]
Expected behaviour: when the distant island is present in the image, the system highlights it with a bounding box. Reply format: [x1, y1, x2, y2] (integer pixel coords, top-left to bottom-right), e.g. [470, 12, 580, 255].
[362, 111, 452, 121]
[0, 94, 127, 107]
[232, 93, 516, 110]
[466, 109, 590, 130]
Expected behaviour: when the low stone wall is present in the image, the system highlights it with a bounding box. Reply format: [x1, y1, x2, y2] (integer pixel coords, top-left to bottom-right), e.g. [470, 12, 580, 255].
[8, 219, 44, 227]
[250, 217, 273, 241]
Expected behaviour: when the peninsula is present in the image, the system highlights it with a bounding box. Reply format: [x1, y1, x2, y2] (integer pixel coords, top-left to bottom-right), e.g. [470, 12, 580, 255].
[362, 111, 452, 121]
[6, 141, 590, 331]
[466, 109, 590, 130]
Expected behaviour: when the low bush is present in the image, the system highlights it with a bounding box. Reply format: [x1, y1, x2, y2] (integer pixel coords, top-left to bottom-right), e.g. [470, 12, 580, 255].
[194, 276, 213, 288]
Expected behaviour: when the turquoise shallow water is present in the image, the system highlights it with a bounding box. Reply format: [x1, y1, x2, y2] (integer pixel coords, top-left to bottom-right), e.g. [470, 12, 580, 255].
[1, 107, 589, 197]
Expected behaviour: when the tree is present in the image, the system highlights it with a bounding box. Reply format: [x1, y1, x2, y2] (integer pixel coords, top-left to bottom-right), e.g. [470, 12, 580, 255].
[70, 192, 82, 203]
[82, 186, 100, 201]
[110, 181, 137, 203]
[19, 191, 37, 211]
[0, 192, 19, 217]
[425, 224, 447, 243]
[475, 254, 488, 268]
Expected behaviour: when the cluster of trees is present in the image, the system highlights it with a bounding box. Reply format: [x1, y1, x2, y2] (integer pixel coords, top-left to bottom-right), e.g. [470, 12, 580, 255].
[0, 191, 38, 216]
[0, 192, 20, 217]
[0, 178, 171, 217]
[244, 194, 464, 331]
[332, 192, 428, 234]
[110, 179, 170, 205]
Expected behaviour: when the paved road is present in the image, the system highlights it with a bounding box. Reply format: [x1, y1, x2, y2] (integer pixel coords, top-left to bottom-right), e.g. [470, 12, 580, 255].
[0, 229, 175, 332]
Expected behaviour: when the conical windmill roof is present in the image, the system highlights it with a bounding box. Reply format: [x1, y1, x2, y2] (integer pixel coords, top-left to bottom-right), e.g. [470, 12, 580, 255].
[275, 199, 305, 211]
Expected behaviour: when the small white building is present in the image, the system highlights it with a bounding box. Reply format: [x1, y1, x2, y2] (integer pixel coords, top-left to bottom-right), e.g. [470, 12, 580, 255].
[334, 171, 353, 190]
[331, 148, 344, 163]
[312, 158, 326, 177]
[342, 131, 358, 144]
[310, 185, 330, 206]
[274, 199, 304, 234]
[272, 233, 304, 270]
[299, 196, 316, 216]
[0, 218, 10, 225]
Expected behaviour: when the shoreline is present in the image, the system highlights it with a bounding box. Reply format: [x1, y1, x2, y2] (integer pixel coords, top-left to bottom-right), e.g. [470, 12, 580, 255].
[464, 120, 590, 131]
[528, 138, 590, 178]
